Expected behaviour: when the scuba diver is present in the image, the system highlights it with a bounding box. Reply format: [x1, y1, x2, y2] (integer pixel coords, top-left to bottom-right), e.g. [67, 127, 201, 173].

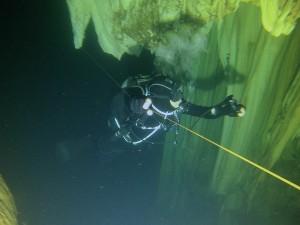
[108, 74, 246, 145]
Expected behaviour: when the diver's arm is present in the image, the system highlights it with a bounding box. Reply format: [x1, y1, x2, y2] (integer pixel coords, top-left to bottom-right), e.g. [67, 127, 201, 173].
[181, 95, 246, 119]
[181, 102, 215, 118]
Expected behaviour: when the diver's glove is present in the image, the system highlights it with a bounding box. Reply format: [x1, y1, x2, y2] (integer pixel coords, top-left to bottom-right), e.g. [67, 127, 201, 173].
[211, 95, 246, 118]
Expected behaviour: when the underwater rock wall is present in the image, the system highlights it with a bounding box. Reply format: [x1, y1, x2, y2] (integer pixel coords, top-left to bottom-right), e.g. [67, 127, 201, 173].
[160, 3, 300, 224]
[66, 0, 240, 58]
[212, 3, 300, 224]
[213, 2, 300, 193]
[67, 0, 299, 59]
[0, 175, 18, 225]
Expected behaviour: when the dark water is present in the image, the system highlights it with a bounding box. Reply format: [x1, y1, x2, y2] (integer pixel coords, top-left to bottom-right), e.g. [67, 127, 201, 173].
[0, 1, 192, 224]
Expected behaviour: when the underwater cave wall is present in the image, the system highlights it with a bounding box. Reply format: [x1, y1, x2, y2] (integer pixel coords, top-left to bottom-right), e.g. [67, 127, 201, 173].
[0, 175, 18, 225]
[159, 3, 300, 224]
[213, 3, 300, 223]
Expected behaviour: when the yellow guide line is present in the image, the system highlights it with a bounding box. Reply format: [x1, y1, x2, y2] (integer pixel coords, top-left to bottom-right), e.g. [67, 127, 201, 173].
[166, 116, 300, 191]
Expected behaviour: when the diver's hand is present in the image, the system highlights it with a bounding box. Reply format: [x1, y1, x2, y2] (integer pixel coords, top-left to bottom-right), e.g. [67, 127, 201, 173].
[212, 95, 246, 118]
[229, 103, 246, 117]
[224, 95, 246, 117]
